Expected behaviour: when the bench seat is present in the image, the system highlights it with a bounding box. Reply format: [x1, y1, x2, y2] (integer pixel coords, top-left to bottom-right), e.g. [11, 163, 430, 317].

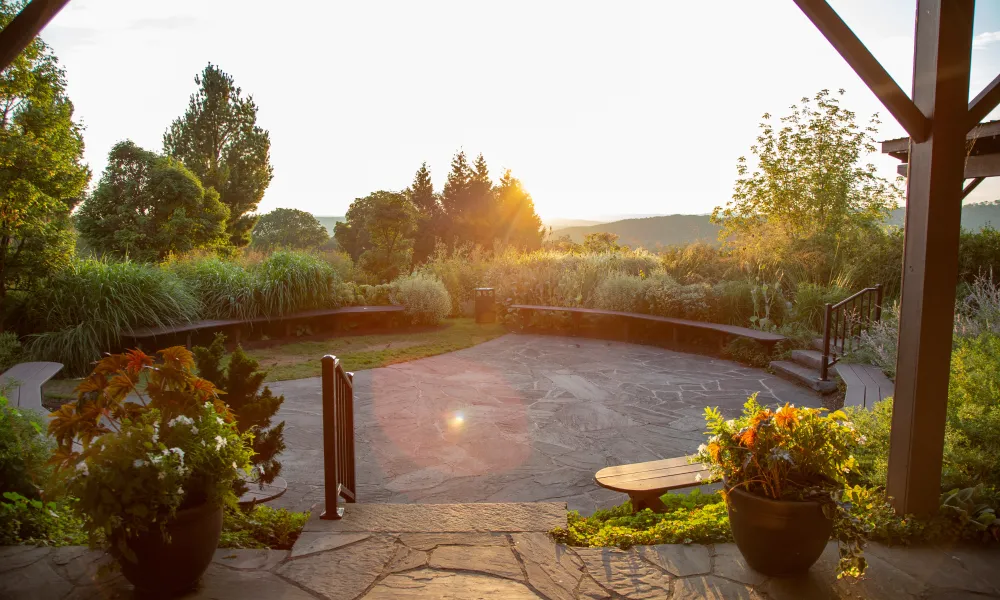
[510, 304, 785, 347]
[595, 455, 712, 512]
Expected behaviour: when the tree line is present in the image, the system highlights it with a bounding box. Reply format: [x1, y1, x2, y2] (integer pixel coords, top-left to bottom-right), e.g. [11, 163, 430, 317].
[333, 152, 545, 280]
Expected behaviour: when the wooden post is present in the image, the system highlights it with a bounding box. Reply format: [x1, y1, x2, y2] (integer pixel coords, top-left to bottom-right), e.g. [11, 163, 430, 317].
[320, 355, 342, 519]
[887, 0, 973, 516]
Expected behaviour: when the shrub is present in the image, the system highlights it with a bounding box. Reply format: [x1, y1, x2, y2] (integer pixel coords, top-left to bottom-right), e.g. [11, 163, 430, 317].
[254, 251, 337, 316]
[659, 242, 735, 284]
[850, 303, 900, 378]
[391, 273, 451, 325]
[219, 505, 308, 550]
[26, 259, 200, 375]
[592, 272, 647, 313]
[644, 274, 712, 320]
[722, 338, 771, 368]
[0, 332, 24, 373]
[791, 282, 847, 332]
[710, 280, 755, 325]
[168, 254, 259, 320]
[194, 334, 286, 492]
[0, 397, 52, 498]
[0, 492, 87, 546]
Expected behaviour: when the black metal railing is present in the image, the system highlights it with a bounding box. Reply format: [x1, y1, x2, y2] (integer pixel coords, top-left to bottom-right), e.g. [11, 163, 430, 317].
[321, 354, 356, 519]
[821, 284, 883, 380]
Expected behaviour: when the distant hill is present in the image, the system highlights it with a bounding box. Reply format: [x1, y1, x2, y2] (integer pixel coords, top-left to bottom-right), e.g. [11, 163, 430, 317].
[552, 215, 720, 249]
[543, 218, 607, 229]
[887, 201, 1000, 231]
[313, 216, 345, 236]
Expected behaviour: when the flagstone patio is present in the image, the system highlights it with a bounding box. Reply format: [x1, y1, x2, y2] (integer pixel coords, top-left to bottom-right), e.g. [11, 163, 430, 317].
[3, 502, 999, 599]
[266, 333, 823, 514]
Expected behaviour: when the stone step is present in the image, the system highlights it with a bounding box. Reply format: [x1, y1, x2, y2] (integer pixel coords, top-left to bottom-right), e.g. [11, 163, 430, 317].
[769, 360, 838, 394]
[790, 349, 825, 370]
[301, 502, 568, 534]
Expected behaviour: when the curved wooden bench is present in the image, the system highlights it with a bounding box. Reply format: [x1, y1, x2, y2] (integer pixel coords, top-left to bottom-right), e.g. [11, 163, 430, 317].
[510, 304, 785, 349]
[0, 361, 63, 413]
[595, 455, 711, 513]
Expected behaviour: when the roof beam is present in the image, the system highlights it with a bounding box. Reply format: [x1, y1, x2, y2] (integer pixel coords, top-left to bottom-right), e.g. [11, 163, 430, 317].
[0, 0, 70, 72]
[961, 177, 984, 200]
[793, 0, 931, 142]
[967, 73, 1000, 131]
[896, 154, 1000, 179]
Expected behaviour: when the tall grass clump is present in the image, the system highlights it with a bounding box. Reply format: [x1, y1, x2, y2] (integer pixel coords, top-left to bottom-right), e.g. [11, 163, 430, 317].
[168, 254, 259, 320]
[390, 272, 451, 325]
[255, 251, 337, 316]
[27, 259, 199, 375]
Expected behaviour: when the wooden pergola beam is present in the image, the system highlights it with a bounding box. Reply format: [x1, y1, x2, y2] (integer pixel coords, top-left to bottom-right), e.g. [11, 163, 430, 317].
[887, 0, 973, 516]
[792, 0, 931, 143]
[968, 73, 1000, 131]
[896, 154, 1000, 179]
[961, 177, 984, 200]
[0, 0, 69, 72]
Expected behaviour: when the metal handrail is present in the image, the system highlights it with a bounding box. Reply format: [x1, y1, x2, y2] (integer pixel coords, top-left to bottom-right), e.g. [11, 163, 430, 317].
[320, 354, 356, 519]
[820, 284, 883, 381]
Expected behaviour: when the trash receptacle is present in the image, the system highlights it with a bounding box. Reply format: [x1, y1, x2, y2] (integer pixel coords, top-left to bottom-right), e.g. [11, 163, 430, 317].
[474, 288, 496, 323]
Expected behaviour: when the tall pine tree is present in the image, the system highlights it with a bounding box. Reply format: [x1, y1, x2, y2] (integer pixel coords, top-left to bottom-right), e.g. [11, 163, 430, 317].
[468, 154, 496, 248]
[440, 150, 473, 246]
[407, 162, 441, 264]
[163, 64, 273, 248]
[495, 169, 544, 250]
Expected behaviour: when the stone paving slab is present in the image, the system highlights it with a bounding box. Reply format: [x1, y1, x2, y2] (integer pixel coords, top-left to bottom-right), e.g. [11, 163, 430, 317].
[302, 501, 567, 533]
[268, 334, 823, 514]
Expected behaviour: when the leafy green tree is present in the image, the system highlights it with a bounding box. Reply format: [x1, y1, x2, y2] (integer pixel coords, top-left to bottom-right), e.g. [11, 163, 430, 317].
[193, 334, 286, 493]
[495, 169, 543, 250]
[583, 232, 622, 253]
[336, 191, 415, 281]
[711, 90, 900, 283]
[76, 141, 229, 261]
[0, 1, 90, 299]
[251, 208, 329, 251]
[407, 162, 442, 264]
[164, 64, 273, 248]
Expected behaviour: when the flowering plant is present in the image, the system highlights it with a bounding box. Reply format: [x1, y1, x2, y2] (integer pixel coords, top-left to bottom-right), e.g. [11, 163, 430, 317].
[694, 394, 867, 578]
[48, 347, 253, 553]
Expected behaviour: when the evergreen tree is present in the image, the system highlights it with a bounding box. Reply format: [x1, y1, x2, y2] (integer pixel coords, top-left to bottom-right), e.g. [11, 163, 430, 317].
[468, 154, 496, 247]
[0, 1, 90, 299]
[495, 169, 544, 250]
[164, 64, 273, 248]
[194, 334, 286, 493]
[407, 162, 442, 264]
[440, 150, 473, 246]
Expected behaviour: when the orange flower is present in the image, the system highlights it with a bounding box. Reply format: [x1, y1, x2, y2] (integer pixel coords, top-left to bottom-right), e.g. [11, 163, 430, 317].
[707, 441, 722, 463]
[738, 426, 757, 448]
[774, 403, 799, 429]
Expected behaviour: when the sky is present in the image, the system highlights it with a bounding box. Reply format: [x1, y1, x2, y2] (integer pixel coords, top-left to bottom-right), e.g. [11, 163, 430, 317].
[35, 1, 1000, 221]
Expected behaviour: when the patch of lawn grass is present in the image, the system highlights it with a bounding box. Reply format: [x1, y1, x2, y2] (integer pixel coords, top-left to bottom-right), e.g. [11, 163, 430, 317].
[245, 318, 506, 381]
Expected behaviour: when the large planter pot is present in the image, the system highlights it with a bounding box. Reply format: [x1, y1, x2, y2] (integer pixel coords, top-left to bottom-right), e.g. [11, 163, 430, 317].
[113, 501, 223, 595]
[726, 486, 832, 576]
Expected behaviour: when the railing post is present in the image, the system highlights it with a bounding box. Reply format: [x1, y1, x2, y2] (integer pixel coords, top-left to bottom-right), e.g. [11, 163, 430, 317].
[874, 283, 884, 323]
[821, 303, 832, 381]
[320, 355, 342, 520]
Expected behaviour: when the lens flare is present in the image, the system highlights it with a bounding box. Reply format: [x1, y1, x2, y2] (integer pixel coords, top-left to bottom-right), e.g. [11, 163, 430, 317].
[448, 412, 465, 428]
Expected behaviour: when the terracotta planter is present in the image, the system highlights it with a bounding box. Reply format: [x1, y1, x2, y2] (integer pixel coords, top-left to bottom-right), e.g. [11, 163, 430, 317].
[113, 501, 223, 595]
[726, 486, 832, 576]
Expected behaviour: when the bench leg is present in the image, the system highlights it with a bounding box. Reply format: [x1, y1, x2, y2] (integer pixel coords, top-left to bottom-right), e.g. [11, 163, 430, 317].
[629, 491, 668, 513]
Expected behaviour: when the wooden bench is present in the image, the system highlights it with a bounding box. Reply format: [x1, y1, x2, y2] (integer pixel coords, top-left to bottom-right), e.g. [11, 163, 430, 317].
[595, 455, 712, 512]
[510, 304, 785, 350]
[0, 362, 63, 413]
[835, 363, 894, 409]
[122, 305, 407, 349]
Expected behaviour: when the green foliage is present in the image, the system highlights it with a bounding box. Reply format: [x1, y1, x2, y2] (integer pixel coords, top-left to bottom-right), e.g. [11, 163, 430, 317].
[77, 140, 230, 261]
[193, 334, 286, 491]
[660, 242, 735, 284]
[49, 348, 254, 549]
[592, 272, 646, 312]
[336, 190, 415, 281]
[389, 272, 451, 325]
[26, 259, 199, 375]
[0, 492, 87, 546]
[219, 505, 308, 550]
[495, 169, 544, 251]
[583, 232, 622, 253]
[790, 282, 847, 332]
[164, 64, 273, 247]
[712, 90, 901, 287]
[0, 332, 24, 373]
[722, 338, 771, 369]
[407, 162, 443, 265]
[552, 490, 732, 548]
[251, 208, 329, 251]
[0, 1, 91, 298]
[0, 397, 52, 498]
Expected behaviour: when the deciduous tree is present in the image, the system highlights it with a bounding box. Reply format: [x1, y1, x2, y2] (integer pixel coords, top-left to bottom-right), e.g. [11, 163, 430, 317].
[336, 191, 415, 281]
[0, 0, 90, 299]
[76, 141, 229, 261]
[251, 208, 329, 251]
[495, 169, 543, 250]
[164, 64, 273, 248]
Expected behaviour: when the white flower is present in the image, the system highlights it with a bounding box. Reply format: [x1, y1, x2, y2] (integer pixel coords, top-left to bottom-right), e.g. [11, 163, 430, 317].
[177, 486, 184, 496]
[232, 462, 238, 470]
[858, 435, 868, 445]
[214, 435, 227, 451]
[697, 444, 707, 454]
[133, 459, 145, 468]
[216, 417, 224, 425]
[158, 471, 165, 480]
[190, 426, 198, 435]
[76, 462, 89, 476]
[725, 419, 736, 428]
[695, 473, 703, 482]
[168, 415, 194, 428]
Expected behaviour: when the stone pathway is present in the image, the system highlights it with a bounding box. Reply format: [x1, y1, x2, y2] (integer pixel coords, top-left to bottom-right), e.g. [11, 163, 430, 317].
[268, 334, 822, 514]
[3, 502, 999, 599]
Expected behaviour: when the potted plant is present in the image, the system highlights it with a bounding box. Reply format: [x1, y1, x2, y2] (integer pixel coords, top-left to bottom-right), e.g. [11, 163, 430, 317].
[48, 347, 253, 595]
[694, 394, 866, 578]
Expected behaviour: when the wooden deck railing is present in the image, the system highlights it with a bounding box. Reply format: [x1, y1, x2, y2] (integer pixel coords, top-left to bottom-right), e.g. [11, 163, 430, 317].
[821, 284, 883, 380]
[320, 355, 356, 519]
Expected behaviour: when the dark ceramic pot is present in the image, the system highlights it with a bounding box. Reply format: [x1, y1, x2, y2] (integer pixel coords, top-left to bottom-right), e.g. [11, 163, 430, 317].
[726, 486, 832, 576]
[113, 501, 223, 595]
